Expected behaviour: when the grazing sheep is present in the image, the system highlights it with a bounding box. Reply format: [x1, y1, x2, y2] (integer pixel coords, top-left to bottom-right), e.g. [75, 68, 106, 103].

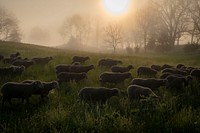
[3, 57, 12, 64]
[56, 64, 71, 71]
[111, 65, 133, 73]
[10, 52, 20, 58]
[0, 55, 4, 61]
[99, 72, 132, 84]
[32, 57, 53, 65]
[151, 65, 162, 71]
[0, 65, 25, 76]
[190, 69, 200, 78]
[176, 64, 185, 69]
[137, 67, 157, 77]
[130, 78, 168, 90]
[56, 65, 94, 74]
[79, 87, 119, 103]
[162, 64, 173, 70]
[57, 72, 87, 83]
[98, 58, 122, 68]
[127, 85, 159, 100]
[12, 60, 34, 68]
[22, 80, 59, 100]
[10, 56, 22, 64]
[1, 81, 43, 104]
[72, 56, 90, 64]
[162, 68, 188, 76]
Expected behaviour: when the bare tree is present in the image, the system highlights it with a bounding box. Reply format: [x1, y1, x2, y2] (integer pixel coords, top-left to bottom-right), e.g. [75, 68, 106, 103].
[104, 23, 123, 53]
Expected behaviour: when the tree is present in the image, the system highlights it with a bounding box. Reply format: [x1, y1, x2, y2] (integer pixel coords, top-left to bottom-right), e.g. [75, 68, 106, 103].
[104, 23, 123, 53]
[0, 7, 21, 42]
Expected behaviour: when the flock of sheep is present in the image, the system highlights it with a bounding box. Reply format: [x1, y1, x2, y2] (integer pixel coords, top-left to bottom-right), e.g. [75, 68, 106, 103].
[0, 52, 200, 105]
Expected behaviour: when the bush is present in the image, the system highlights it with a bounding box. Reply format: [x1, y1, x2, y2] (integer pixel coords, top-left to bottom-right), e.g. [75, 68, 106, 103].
[183, 43, 199, 53]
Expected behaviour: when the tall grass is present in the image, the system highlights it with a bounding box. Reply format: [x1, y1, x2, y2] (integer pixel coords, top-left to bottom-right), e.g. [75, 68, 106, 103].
[0, 41, 200, 133]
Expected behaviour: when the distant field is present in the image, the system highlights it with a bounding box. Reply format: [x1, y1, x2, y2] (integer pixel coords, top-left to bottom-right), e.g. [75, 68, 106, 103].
[0, 41, 200, 133]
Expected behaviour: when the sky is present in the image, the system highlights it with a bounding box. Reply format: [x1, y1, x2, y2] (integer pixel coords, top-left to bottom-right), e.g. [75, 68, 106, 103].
[0, 0, 146, 46]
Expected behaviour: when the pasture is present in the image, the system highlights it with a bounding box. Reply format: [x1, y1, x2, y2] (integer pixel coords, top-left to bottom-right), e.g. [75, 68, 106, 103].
[0, 41, 200, 133]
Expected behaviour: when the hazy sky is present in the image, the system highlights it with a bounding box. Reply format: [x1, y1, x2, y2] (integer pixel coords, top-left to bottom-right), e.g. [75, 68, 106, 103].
[0, 0, 145, 46]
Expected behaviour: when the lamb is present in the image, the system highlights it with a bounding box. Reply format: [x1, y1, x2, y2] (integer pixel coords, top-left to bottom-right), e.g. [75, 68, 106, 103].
[72, 56, 90, 64]
[12, 60, 35, 68]
[127, 85, 159, 100]
[162, 68, 188, 76]
[10, 52, 20, 58]
[56, 65, 94, 74]
[190, 69, 200, 78]
[1, 81, 43, 104]
[130, 78, 168, 90]
[22, 80, 59, 100]
[57, 72, 87, 84]
[137, 67, 157, 77]
[79, 87, 120, 103]
[111, 65, 133, 73]
[162, 64, 173, 70]
[98, 58, 122, 68]
[176, 64, 185, 69]
[32, 57, 53, 65]
[150, 65, 162, 71]
[0, 65, 25, 76]
[99, 72, 132, 84]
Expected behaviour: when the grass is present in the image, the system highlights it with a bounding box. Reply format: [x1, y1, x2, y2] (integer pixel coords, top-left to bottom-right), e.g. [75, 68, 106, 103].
[0, 41, 200, 133]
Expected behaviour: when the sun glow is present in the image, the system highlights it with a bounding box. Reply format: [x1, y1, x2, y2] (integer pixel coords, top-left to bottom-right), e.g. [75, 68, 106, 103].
[103, 0, 130, 16]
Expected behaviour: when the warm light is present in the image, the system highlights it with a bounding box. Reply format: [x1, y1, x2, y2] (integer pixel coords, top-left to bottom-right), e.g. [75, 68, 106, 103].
[103, 0, 130, 16]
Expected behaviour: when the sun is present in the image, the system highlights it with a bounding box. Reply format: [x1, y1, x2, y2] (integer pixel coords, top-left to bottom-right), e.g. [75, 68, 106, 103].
[103, 0, 130, 16]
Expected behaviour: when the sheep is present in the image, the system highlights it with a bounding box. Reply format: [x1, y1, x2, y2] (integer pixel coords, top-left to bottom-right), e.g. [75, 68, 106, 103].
[162, 68, 188, 76]
[1, 81, 43, 104]
[166, 75, 192, 90]
[160, 72, 181, 79]
[162, 64, 173, 70]
[56, 64, 71, 72]
[22, 80, 59, 100]
[130, 78, 168, 90]
[98, 58, 122, 68]
[3, 57, 12, 64]
[32, 57, 53, 65]
[72, 56, 90, 64]
[99, 72, 132, 84]
[12, 60, 34, 68]
[10, 52, 20, 58]
[190, 69, 200, 78]
[79, 87, 120, 103]
[57, 72, 87, 84]
[0, 65, 25, 76]
[111, 65, 134, 73]
[72, 62, 81, 65]
[127, 85, 159, 100]
[56, 65, 94, 74]
[0, 55, 4, 61]
[176, 64, 185, 69]
[150, 65, 162, 71]
[137, 67, 157, 77]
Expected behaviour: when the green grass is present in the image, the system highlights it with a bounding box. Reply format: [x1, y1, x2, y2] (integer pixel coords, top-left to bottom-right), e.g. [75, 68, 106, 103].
[0, 41, 200, 133]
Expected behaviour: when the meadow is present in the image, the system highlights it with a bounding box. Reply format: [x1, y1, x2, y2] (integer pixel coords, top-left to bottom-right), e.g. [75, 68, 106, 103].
[0, 41, 200, 133]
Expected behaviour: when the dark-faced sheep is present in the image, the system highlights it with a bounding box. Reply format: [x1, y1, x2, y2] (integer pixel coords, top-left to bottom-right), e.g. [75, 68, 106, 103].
[22, 80, 59, 100]
[12, 60, 34, 68]
[32, 57, 53, 65]
[151, 65, 162, 71]
[72, 56, 90, 64]
[79, 87, 119, 103]
[99, 72, 132, 84]
[190, 69, 200, 79]
[127, 85, 159, 100]
[137, 67, 157, 77]
[57, 72, 87, 84]
[10, 52, 20, 58]
[111, 65, 133, 73]
[130, 78, 168, 90]
[162, 68, 188, 76]
[162, 64, 173, 70]
[98, 58, 122, 68]
[1, 81, 43, 104]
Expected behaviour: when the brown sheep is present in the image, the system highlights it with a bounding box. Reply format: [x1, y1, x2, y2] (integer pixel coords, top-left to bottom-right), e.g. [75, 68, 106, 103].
[32, 57, 53, 65]
[98, 58, 122, 68]
[111, 65, 133, 73]
[137, 67, 157, 77]
[57, 72, 87, 84]
[162, 64, 173, 70]
[72, 56, 90, 64]
[162, 68, 188, 76]
[99, 72, 132, 84]
[127, 85, 159, 100]
[130, 78, 168, 90]
[150, 65, 162, 71]
[1, 81, 43, 104]
[79, 87, 120, 103]
[12, 60, 35, 68]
